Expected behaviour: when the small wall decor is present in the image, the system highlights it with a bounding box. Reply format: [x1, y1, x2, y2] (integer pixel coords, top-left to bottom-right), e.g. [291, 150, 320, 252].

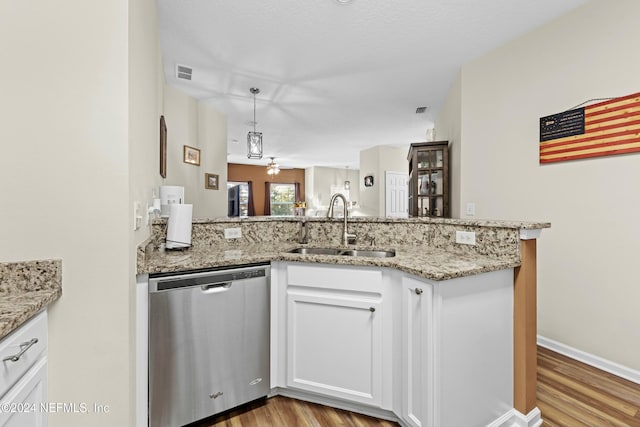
[183, 145, 201, 166]
[160, 116, 167, 178]
[205, 173, 219, 190]
[364, 175, 374, 187]
[539, 91, 640, 164]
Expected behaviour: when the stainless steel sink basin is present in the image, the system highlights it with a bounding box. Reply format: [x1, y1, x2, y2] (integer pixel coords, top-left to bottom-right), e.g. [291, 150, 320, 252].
[287, 247, 342, 256]
[339, 249, 396, 258]
[288, 247, 396, 258]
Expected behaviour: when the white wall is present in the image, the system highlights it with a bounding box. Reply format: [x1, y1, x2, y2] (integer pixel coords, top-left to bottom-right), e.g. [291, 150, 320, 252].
[0, 1, 133, 426]
[163, 85, 228, 218]
[304, 166, 359, 215]
[359, 145, 407, 216]
[438, 0, 640, 370]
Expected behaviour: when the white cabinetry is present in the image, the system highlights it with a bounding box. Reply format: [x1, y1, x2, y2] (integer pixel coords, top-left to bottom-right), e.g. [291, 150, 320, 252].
[0, 311, 48, 427]
[400, 270, 514, 427]
[273, 262, 515, 427]
[273, 262, 392, 409]
[401, 275, 432, 427]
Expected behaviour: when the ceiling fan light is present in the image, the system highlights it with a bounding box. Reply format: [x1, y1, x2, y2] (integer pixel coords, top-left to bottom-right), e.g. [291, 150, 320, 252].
[247, 131, 263, 159]
[266, 157, 280, 175]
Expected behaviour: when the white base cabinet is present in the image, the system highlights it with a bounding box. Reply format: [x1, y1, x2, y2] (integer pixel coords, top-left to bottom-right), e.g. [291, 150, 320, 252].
[401, 269, 514, 427]
[273, 262, 514, 427]
[0, 311, 48, 427]
[273, 262, 394, 409]
[401, 275, 432, 427]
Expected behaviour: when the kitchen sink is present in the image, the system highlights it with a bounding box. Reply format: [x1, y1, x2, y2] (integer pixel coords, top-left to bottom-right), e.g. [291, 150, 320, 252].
[288, 247, 396, 258]
[339, 249, 396, 258]
[288, 247, 342, 256]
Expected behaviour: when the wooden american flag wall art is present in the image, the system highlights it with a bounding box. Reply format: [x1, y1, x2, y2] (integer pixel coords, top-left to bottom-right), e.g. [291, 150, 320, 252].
[539, 91, 640, 164]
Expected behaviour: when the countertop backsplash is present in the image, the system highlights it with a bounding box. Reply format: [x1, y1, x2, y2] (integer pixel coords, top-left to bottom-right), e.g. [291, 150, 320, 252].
[145, 216, 542, 257]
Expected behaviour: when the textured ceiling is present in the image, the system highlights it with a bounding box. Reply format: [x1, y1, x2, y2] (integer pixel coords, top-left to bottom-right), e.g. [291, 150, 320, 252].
[157, 0, 589, 169]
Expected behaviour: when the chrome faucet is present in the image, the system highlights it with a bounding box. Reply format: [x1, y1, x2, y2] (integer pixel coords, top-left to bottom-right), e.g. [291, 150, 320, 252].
[298, 219, 308, 244]
[327, 193, 356, 245]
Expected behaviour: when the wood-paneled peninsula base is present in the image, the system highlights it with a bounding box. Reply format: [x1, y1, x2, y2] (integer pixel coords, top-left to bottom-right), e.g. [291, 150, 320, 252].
[137, 216, 549, 426]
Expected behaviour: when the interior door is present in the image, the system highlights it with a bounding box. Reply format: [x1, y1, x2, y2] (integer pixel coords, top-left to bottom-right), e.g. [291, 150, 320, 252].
[385, 171, 408, 217]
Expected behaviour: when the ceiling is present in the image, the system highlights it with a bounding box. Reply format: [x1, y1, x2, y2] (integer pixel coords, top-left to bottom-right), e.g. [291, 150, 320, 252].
[157, 0, 589, 170]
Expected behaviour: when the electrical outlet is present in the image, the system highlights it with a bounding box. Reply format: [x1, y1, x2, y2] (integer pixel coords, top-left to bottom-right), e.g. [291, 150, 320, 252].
[224, 228, 242, 239]
[466, 202, 476, 216]
[455, 230, 476, 245]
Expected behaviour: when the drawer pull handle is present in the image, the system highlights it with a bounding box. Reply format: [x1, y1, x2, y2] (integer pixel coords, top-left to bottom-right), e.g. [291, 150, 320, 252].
[369, 307, 376, 313]
[3, 338, 38, 363]
[415, 288, 423, 295]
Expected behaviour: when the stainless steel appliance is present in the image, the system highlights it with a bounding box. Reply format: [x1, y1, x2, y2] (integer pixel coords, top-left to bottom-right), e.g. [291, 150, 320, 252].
[148, 263, 270, 427]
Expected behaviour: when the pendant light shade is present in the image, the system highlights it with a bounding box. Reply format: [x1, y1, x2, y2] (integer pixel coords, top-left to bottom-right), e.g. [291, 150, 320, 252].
[247, 87, 263, 159]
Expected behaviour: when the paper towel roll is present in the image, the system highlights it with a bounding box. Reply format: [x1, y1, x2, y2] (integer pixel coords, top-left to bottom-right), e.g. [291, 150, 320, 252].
[166, 204, 193, 249]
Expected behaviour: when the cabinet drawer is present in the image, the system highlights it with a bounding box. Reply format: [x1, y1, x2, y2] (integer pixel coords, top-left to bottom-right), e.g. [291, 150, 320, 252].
[287, 263, 382, 293]
[0, 311, 47, 398]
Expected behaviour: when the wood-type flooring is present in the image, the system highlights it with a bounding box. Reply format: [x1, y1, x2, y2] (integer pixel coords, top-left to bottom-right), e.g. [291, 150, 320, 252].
[196, 346, 640, 427]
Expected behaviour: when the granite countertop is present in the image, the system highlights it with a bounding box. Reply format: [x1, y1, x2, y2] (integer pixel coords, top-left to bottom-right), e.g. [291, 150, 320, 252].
[140, 242, 520, 281]
[0, 260, 62, 340]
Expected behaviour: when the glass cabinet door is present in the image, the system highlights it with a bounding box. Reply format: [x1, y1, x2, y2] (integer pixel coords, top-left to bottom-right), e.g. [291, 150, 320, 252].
[408, 142, 448, 218]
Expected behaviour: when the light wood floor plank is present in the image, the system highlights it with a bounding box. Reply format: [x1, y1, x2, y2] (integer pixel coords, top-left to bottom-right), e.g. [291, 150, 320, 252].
[193, 346, 640, 427]
[537, 346, 640, 427]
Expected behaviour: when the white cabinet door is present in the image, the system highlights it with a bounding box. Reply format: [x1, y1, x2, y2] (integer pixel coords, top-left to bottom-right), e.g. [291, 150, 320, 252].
[286, 289, 383, 406]
[401, 275, 432, 427]
[0, 357, 47, 427]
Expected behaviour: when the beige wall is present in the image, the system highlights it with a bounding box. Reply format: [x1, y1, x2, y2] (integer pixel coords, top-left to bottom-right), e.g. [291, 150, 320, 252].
[304, 166, 359, 215]
[438, 0, 640, 370]
[128, 0, 164, 425]
[434, 72, 462, 217]
[163, 86, 228, 218]
[359, 145, 407, 216]
[0, 0, 134, 426]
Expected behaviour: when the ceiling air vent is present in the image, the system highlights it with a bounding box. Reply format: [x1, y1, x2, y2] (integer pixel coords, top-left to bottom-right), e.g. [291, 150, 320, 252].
[415, 106, 429, 114]
[176, 64, 193, 81]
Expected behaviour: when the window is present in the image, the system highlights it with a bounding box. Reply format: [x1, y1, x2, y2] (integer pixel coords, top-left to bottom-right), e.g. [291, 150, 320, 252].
[270, 183, 296, 216]
[227, 181, 249, 217]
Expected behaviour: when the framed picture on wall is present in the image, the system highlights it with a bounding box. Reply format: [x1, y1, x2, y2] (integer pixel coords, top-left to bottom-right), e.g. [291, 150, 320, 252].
[183, 145, 200, 166]
[160, 116, 167, 178]
[205, 173, 219, 190]
[364, 175, 374, 187]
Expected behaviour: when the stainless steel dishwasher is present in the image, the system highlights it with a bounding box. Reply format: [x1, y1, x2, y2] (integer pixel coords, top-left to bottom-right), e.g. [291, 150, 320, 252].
[148, 263, 270, 427]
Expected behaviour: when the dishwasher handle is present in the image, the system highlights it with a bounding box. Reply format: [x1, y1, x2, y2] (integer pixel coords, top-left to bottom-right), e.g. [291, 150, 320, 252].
[201, 282, 232, 293]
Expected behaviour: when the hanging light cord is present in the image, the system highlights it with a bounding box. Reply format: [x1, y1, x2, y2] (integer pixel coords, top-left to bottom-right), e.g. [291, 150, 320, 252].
[253, 92, 257, 132]
[565, 97, 617, 112]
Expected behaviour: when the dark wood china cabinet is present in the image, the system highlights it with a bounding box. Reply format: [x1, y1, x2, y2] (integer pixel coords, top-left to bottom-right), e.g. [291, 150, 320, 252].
[408, 141, 450, 218]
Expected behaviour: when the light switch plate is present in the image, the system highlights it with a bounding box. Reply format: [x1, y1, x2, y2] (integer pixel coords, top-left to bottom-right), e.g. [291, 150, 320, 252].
[224, 228, 242, 239]
[456, 230, 476, 245]
[133, 201, 142, 231]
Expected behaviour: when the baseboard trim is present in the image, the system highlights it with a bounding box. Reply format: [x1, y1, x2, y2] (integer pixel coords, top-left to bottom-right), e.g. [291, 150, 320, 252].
[538, 335, 640, 385]
[512, 407, 542, 427]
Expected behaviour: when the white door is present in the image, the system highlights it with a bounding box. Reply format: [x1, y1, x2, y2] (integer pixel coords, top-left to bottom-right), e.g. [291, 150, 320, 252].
[385, 171, 408, 217]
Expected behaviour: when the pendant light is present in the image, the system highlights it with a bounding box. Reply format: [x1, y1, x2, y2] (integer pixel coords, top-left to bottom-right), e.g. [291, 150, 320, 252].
[247, 87, 263, 159]
[266, 157, 280, 175]
[344, 166, 351, 190]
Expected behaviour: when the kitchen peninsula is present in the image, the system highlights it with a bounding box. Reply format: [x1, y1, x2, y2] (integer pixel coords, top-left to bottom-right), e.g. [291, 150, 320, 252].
[137, 216, 549, 427]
